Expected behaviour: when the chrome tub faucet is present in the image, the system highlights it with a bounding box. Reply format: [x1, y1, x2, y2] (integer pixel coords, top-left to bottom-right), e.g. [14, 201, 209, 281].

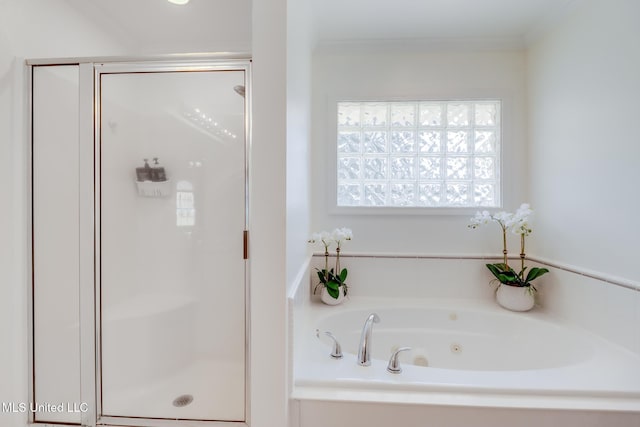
[357, 313, 380, 366]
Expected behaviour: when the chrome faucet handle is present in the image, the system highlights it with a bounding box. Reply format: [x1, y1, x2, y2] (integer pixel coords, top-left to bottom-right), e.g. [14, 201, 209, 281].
[316, 330, 343, 359]
[357, 313, 381, 366]
[325, 332, 343, 359]
[387, 347, 411, 374]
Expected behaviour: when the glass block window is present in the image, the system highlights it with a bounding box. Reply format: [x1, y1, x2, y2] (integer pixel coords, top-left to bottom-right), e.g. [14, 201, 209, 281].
[336, 100, 501, 208]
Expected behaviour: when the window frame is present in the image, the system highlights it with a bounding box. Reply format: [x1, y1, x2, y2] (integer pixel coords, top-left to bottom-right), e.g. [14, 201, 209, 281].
[327, 94, 511, 216]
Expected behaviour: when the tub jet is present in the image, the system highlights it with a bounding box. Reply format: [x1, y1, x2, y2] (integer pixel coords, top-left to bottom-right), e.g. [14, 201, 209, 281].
[172, 394, 194, 407]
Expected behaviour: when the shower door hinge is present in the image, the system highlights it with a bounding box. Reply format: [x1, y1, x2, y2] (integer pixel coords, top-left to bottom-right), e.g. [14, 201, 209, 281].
[243, 230, 249, 259]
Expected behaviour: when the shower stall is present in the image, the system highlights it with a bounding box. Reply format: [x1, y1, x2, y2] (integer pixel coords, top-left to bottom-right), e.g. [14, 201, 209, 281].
[28, 56, 250, 427]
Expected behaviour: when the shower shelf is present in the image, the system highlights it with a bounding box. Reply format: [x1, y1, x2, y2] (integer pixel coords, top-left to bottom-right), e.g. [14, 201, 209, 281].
[136, 180, 171, 198]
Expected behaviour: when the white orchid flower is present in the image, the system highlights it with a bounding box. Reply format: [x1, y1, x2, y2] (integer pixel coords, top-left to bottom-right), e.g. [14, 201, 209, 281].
[468, 206, 534, 233]
[308, 230, 334, 250]
[511, 222, 532, 236]
[331, 227, 353, 248]
[517, 202, 531, 213]
[509, 203, 534, 235]
[513, 203, 532, 222]
[307, 232, 321, 243]
[493, 211, 513, 226]
[468, 210, 492, 229]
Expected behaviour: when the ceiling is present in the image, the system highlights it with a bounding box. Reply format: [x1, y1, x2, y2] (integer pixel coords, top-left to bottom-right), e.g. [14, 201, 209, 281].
[312, 0, 583, 48]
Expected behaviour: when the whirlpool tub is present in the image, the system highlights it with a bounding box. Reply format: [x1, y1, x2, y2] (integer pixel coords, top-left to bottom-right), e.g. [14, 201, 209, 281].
[292, 298, 640, 415]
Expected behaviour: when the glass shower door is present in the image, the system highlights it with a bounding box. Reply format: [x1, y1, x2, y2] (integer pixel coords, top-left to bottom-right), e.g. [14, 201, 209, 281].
[99, 68, 247, 422]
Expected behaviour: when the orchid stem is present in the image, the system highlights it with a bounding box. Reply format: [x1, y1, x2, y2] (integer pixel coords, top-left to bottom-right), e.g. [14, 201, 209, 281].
[520, 234, 526, 279]
[501, 226, 508, 267]
[324, 248, 329, 281]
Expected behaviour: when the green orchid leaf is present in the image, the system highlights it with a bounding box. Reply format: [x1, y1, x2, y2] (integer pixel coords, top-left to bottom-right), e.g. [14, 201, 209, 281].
[326, 280, 340, 291]
[338, 268, 348, 282]
[316, 270, 326, 283]
[485, 263, 502, 278]
[498, 272, 519, 284]
[327, 286, 340, 299]
[326, 280, 340, 299]
[486, 263, 519, 284]
[525, 267, 549, 283]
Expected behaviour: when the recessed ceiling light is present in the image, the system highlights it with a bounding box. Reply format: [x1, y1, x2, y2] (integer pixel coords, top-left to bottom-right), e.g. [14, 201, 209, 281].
[168, 0, 189, 5]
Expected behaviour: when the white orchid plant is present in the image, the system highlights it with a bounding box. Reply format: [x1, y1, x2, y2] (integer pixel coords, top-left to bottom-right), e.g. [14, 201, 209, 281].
[308, 228, 353, 299]
[469, 204, 549, 292]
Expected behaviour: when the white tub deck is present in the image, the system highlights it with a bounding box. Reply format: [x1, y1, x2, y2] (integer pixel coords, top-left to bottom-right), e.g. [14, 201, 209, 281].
[293, 298, 640, 412]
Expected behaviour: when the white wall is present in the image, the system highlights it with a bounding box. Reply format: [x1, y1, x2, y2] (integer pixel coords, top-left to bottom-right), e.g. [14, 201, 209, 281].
[0, 31, 26, 427]
[527, 0, 640, 284]
[1, 0, 124, 58]
[60, 0, 251, 55]
[251, 0, 288, 425]
[311, 48, 528, 255]
[286, 0, 313, 292]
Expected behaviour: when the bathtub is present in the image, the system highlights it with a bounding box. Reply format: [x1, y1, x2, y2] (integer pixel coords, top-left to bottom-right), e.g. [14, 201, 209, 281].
[292, 298, 640, 417]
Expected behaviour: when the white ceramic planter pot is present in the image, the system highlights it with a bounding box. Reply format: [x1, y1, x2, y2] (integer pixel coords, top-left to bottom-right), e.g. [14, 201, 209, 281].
[320, 286, 346, 305]
[496, 284, 535, 312]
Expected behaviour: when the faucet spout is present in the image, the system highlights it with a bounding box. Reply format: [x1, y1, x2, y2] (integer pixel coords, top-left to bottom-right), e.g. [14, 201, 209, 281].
[357, 313, 380, 366]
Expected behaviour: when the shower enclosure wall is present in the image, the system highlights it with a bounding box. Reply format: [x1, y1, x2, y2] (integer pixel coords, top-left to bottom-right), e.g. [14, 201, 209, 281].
[29, 57, 250, 427]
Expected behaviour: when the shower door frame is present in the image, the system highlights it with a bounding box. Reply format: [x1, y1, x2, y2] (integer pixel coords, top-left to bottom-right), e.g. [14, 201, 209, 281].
[27, 55, 252, 427]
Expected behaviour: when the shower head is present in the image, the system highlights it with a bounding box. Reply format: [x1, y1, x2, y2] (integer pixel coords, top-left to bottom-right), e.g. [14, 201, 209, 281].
[233, 85, 245, 98]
